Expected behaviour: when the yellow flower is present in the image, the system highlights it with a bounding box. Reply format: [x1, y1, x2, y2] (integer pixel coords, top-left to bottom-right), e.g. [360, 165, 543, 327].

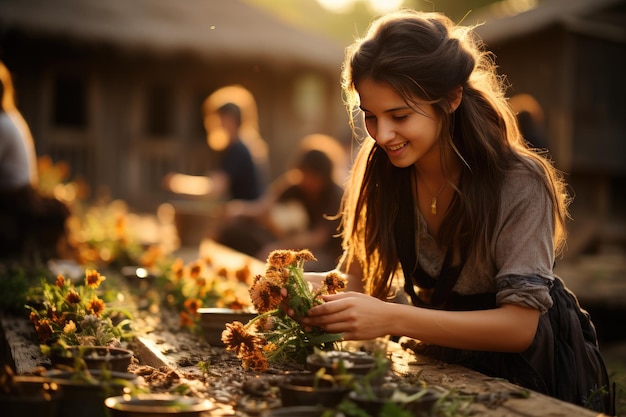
[85, 269, 106, 288]
[63, 320, 77, 333]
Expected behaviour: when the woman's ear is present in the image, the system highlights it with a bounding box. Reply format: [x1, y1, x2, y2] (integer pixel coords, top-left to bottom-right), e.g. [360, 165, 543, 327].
[449, 86, 463, 113]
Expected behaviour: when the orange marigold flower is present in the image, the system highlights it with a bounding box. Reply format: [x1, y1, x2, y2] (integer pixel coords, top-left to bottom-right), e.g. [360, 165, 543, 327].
[55, 275, 65, 288]
[87, 297, 105, 316]
[267, 250, 295, 268]
[252, 274, 263, 285]
[195, 277, 207, 289]
[35, 319, 53, 343]
[323, 272, 347, 294]
[66, 289, 81, 304]
[221, 321, 262, 355]
[228, 299, 245, 311]
[180, 311, 195, 327]
[184, 298, 202, 315]
[235, 264, 251, 284]
[189, 261, 203, 278]
[249, 279, 283, 314]
[85, 269, 106, 288]
[242, 349, 269, 372]
[172, 258, 185, 281]
[115, 214, 126, 238]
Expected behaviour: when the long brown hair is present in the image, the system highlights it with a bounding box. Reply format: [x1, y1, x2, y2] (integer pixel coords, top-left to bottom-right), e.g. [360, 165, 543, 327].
[339, 10, 570, 299]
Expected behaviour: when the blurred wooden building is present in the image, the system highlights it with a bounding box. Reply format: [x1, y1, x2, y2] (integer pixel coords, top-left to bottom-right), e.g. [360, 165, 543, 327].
[476, 0, 626, 255]
[0, 0, 347, 212]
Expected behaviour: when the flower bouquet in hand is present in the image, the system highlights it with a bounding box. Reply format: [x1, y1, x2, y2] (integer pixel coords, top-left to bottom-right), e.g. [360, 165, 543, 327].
[221, 249, 346, 371]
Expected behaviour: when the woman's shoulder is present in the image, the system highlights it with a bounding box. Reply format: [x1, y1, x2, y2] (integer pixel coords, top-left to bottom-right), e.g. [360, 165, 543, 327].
[501, 158, 547, 197]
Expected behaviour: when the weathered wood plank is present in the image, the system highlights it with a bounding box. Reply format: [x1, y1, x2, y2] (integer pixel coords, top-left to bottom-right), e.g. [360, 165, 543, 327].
[0, 316, 50, 374]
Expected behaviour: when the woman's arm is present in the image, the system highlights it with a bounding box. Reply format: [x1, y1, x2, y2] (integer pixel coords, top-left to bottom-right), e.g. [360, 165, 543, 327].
[303, 293, 539, 353]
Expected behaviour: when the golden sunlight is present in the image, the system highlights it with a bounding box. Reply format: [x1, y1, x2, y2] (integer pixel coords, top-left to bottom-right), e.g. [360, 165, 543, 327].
[316, 0, 404, 14]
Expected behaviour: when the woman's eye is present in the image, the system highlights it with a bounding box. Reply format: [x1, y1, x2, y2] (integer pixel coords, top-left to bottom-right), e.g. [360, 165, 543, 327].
[392, 114, 408, 121]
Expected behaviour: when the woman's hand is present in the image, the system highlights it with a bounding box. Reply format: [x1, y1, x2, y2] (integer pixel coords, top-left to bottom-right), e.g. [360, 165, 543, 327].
[301, 292, 390, 340]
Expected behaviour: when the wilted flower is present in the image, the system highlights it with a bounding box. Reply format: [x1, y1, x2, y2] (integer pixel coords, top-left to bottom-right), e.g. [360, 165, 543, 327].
[241, 349, 269, 372]
[222, 321, 263, 356]
[249, 279, 283, 314]
[267, 250, 296, 268]
[226, 249, 345, 372]
[322, 272, 347, 294]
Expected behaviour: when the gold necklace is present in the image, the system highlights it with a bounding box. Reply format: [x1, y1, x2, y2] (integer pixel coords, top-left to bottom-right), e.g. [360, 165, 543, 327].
[420, 179, 447, 215]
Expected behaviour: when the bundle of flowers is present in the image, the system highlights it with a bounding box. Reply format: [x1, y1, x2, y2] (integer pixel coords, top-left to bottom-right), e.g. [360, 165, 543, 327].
[27, 269, 132, 351]
[159, 256, 254, 330]
[221, 249, 346, 372]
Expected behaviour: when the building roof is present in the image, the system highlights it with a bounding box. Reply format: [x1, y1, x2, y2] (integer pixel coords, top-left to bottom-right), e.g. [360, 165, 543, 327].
[474, 0, 626, 45]
[0, 0, 344, 70]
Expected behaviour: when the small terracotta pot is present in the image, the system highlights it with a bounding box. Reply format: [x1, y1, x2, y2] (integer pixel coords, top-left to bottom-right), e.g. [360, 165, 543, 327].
[278, 375, 351, 407]
[105, 394, 214, 417]
[50, 346, 134, 372]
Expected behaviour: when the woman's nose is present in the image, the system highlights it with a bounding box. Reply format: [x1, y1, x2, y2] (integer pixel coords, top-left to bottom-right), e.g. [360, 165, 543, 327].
[374, 119, 395, 144]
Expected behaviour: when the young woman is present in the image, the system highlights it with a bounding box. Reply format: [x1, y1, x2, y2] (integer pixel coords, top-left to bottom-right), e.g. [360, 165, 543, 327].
[298, 10, 612, 413]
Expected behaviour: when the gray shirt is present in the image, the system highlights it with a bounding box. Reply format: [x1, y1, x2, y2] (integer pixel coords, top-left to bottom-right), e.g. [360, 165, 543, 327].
[416, 163, 554, 314]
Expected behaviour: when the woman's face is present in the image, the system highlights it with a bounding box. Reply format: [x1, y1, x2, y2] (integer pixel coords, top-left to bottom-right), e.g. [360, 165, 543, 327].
[356, 77, 441, 169]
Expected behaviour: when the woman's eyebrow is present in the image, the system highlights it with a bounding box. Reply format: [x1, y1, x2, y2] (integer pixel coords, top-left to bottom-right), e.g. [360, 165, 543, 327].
[359, 105, 411, 113]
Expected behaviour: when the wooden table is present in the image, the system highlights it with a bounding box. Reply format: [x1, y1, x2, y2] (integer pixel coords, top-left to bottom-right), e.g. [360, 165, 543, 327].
[1, 240, 610, 416]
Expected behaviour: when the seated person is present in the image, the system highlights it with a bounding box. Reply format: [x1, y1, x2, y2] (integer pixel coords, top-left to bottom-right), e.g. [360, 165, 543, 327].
[0, 61, 70, 262]
[216, 146, 344, 271]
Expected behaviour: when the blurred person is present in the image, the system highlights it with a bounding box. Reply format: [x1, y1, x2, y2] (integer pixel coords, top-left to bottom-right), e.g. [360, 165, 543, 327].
[165, 101, 266, 202]
[0, 61, 70, 262]
[216, 137, 345, 270]
[510, 93, 549, 150]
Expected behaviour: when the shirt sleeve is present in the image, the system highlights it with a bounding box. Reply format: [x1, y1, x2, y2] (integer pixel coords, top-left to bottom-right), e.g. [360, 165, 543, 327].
[492, 167, 555, 313]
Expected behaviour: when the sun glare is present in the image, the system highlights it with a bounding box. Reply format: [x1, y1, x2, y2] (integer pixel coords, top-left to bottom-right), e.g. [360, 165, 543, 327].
[317, 0, 404, 14]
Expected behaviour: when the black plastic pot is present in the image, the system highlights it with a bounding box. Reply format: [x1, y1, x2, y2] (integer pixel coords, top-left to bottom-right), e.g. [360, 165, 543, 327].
[0, 376, 62, 417]
[105, 394, 214, 417]
[348, 386, 441, 417]
[278, 375, 351, 407]
[50, 346, 134, 372]
[45, 369, 142, 417]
